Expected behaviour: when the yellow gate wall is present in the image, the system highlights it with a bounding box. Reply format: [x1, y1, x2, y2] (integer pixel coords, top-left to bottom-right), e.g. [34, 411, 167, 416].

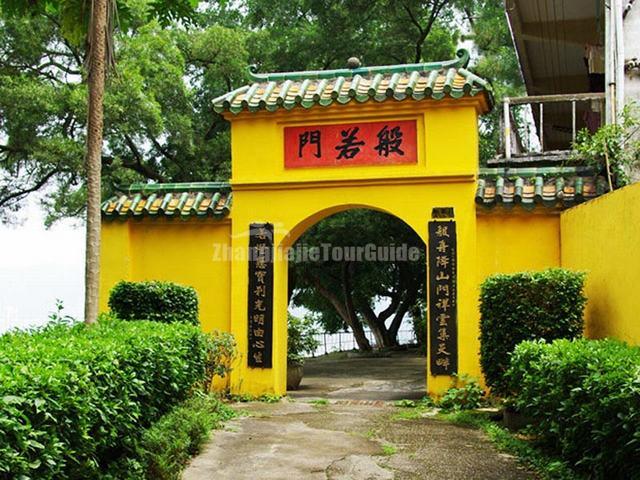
[561, 183, 640, 344]
[228, 99, 485, 396]
[476, 213, 561, 281]
[99, 218, 232, 335]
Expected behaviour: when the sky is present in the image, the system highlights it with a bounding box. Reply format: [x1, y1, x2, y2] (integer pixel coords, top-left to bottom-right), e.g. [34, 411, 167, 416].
[0, 198, 85, 333]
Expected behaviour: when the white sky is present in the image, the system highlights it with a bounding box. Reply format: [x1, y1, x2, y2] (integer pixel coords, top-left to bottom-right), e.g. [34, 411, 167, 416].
[0, 198, 85, 333]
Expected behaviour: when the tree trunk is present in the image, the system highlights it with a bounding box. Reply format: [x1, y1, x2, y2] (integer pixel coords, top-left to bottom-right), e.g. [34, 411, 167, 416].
[84, 0, 108, 324]
[361, 304, 398, 349]
[341, 263, 372, 351]
[307, 273, 372, 351]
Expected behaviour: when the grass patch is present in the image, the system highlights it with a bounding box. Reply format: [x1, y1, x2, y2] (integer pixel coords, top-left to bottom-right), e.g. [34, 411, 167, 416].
[439, 411, 582, 480]
[391, 409, 425, 421]
[310, 398, 329, 407]
[126, 393, 236, 480]
[381, 444, 398, 456]
[228, 393, 282, 403]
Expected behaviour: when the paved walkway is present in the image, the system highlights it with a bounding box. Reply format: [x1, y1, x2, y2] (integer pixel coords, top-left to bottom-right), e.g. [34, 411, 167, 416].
[183, 351, 536, 480]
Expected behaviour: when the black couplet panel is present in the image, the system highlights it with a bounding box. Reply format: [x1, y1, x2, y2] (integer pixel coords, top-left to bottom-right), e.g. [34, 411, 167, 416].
[428, 220, 458, 375]
[247, 223, 274, 368]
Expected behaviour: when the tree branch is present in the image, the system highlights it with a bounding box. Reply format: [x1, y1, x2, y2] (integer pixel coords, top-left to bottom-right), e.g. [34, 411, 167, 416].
[122, 134, 168, 182]
[0, 169, 57, 208]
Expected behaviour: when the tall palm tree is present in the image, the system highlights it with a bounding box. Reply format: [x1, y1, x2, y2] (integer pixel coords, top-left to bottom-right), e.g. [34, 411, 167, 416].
[83, 0, 110, 324]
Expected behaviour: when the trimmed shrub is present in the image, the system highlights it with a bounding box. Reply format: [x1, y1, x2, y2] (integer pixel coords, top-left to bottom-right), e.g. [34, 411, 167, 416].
[108, 281, 199, 325]
[479, 268, 586, 395]
[0, 317, 230, 479]
[507, 338, 640, 479]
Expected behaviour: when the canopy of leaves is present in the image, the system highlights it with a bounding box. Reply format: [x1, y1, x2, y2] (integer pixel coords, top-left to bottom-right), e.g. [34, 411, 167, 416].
[0, 0, 493, 223]
[290, 209, 425, 347]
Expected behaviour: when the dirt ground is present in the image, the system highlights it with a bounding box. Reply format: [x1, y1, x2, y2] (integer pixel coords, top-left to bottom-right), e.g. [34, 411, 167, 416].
[182, 351, 537, 480]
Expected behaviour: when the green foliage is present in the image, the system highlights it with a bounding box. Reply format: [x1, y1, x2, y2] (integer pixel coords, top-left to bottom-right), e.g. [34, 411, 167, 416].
[0, 316, 222, 479]
[464, 0, 525, 164]
[437, 375, 484, 411]
[381, 443, 397, 456]
[287, 313, 320, 364]
[227, 393, 282, 403]
[108, 280, 199, 325]
[572, 105, 640, 188]
[507, 338, 640, 479]
[132, 393, 235, 480]
[290, 209, 425, 349]
[202, 330, 236, 390]
[479, 268, 586, 395]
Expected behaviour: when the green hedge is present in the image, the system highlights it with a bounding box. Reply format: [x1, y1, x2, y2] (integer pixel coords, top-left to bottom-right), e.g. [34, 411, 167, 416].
[108, 281, 199, 325]
[479, 268, 586, 395]
[507, 339, 640, 479]
[0, 318, 230, 479]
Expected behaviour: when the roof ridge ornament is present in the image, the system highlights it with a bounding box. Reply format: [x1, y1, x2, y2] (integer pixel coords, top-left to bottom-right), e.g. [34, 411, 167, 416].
[246, 49, 471, 82]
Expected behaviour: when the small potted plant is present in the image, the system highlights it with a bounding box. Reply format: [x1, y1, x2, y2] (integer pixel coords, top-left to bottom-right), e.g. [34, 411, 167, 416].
[287, 314, 320, 390]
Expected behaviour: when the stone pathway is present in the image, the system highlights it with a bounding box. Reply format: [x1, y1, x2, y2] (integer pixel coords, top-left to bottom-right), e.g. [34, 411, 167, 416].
[182, 400, 536, 480]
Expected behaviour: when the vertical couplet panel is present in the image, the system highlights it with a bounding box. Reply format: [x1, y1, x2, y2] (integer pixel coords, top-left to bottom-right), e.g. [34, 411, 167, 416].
[247, 223, 274, 368]
[428, 220, 458, 375]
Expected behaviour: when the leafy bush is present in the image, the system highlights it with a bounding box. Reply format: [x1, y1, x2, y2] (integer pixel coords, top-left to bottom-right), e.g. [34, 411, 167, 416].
[108, 280, 199, 325]
[572, 105, 640, 188]
[134, 393, 235, 480]
[437, 375, 485, 411]
[0, 317, 226, 479]
[287, 314, 320, 364]
[479, 268, 586, 395]
[507, 338, 640, 479]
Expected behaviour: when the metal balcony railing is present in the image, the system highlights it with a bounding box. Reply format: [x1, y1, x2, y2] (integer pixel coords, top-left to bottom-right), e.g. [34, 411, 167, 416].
[501, 92, 606, 162]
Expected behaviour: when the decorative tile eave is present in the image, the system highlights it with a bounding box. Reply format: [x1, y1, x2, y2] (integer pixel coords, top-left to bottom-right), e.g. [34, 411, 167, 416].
[212, 49, 493, 116]
[101, 182, 232, 220]
[476, 166, 608, 211]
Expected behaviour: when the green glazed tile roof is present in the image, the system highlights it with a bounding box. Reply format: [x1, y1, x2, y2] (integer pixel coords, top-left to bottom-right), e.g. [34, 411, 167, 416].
[101, 182, 232, 219]
[476, 167, 608, 210]
[212, 49, 492, 115]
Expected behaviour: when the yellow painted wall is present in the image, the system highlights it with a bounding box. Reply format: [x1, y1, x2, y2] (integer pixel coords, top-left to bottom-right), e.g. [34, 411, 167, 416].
[99, 218, 232, 335]
[561, 183, 640, 344]
[477, 213, 561, 282]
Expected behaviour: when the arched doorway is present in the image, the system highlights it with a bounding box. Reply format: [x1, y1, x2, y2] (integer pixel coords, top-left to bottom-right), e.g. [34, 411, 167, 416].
[282, 207, 427, 400]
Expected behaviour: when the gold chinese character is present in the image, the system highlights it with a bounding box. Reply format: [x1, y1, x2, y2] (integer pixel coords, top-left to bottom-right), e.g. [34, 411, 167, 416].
[252, 351, 263, 363]
[436, 255, 449, 268]
[435, 357, 451, 369]
[436, 240, 448, 253]
[254, 285, 266, 298]
[253, 314, 265, 325]
[437, 313, 450, 326]
[435, 225, 449, 238]
[256, 227, 268, 240]
[255, 243, 268, 258]
[255, 258, 267, 270]
[254, 299, 266, 312]
[255, 270, 267, 284]
[435, 271, 450, 281]
[437, 327, 450, 342]
[253, 340, 265, 349]
[437, 342, 451, 356]
[436, 297, 450, 311]
[436, 284, 449, 296]
[253, 327, 265, 338]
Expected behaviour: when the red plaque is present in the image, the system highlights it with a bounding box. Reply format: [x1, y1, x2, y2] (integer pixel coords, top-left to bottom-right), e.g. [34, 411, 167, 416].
[284, 120, 417, 168]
